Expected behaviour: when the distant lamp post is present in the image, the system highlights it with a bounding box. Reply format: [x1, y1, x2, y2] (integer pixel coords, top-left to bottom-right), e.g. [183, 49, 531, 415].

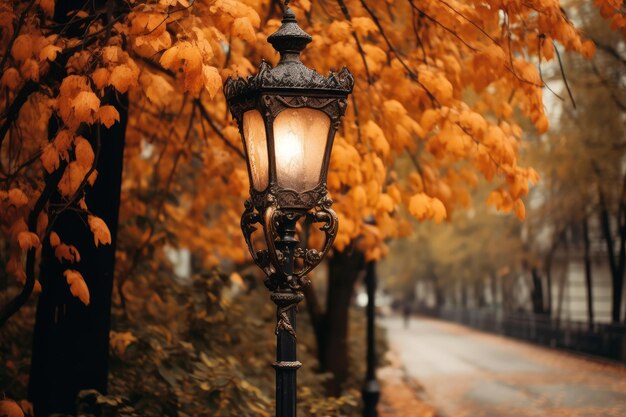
[362, 260, 381, 417]
[223, 1, 353, 416]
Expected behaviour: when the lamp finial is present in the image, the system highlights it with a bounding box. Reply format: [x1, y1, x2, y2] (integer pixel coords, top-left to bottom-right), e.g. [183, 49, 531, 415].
[267, 1, 312, 59]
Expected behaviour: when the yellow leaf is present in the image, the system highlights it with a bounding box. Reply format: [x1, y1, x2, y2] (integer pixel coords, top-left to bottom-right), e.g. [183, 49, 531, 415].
[581, 40, 596, 59]
[88, 215, 112, 247]
[408, 193, 447, 223]
[8, 188, 28, 207]
[202, 65, 222, 99]
[408, 193, 429, 220]
[108, 64, 136, 93]
[75, 137, 94, 168]
[98, 105, 120, 128]
[431, 198, 447, 223]
[55, 243, 81, 263]
[102, 46, 124, 64]
[17, 231, 40, 250]
[53, 129, 73, 156]
[0, 68, 22, 90]
[160, 42, 204, 94]
[39, 44, 61, 62]
[159, 44, 180, 70]
[50, 231, 61, 247]
[232, 17, 256, 44]
[72, 91, 100, 124]
[64, 269, 90, 305]
[364, 121, 389, 158]
[11, 35, 32, 62]
[91, 68, 110, 90]
[0, 400, 24, 417]
[41, 144, 60, 173]
[9, 219, 28, 241]
[377, 193, 395, 213]
[58, 162, 88, 197]
[20, 58, 39, 82]
[352, 17, 377, 37]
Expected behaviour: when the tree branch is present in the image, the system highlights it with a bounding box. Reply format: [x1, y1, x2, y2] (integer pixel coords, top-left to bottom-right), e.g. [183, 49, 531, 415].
[195, 100, 245, 160]
[359, 0, 439, 106]
[0, 164, 66, 327]
[336, 0, 374, 84]
[0, 0, 37, 73]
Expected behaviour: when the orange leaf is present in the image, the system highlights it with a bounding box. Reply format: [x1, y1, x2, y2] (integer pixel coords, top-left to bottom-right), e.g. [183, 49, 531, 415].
[55, 243, 81, 263]
[232, 17, 256, 44]
[0, 400, 24, 417]
[98, 105, 120, 128]
[64, 269, 90, 305]
[75, 137, 94, 168]
[8, 188, 28, 207]
[17, 232, 40, 250]
[50, 231, 61, 247]
[72, 91, 100, 124]
[108, 64, 136, 93]
[88, 215, 112, 247]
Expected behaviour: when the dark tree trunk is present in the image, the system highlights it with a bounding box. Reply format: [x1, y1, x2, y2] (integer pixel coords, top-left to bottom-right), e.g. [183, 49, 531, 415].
[305, 248, 364, 397]
[489, 273, 498, 307]
[582, 217, 594, 327]
[474, 279, 486, 308]
[432, 274, 445, 308]
[544, 255, 553, 315]
[321, 249, 364, 396]
[597, 184, 625, 323]
[460, 282, 468, 308]
[530, 268, 545, 314]
[28, 90, 127, 416]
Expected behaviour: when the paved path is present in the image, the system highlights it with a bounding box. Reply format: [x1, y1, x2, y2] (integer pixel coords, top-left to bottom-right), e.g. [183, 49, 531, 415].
[383, 316, 626, 417]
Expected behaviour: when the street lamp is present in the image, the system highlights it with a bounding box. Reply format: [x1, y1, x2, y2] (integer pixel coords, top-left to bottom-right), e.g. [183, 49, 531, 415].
[223, 2, 353, 417]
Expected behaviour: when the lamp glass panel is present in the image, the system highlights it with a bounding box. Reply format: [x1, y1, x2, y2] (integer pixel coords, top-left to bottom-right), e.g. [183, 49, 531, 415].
[243, 110, 269, 191]
[273, 108, 330, 191]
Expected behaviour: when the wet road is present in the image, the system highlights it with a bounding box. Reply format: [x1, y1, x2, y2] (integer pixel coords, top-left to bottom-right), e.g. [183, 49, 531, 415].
[383, 316, 626, 417]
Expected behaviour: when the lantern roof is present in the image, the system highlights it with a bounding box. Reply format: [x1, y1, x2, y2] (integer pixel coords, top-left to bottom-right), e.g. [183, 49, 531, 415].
[224, 5, 354, 102]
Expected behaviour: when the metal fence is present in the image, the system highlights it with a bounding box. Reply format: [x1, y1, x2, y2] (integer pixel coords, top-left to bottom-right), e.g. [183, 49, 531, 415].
[416, 306, 626, 364]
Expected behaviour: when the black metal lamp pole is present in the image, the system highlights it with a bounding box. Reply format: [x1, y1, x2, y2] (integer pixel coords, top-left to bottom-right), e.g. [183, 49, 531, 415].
[362, 260, 380, 417]
[272, 215, 303, 417]
[223, 2, 353, 416]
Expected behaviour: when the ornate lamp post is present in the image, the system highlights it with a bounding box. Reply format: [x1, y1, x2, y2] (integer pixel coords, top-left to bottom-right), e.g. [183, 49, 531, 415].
[223, 2, 353, 416]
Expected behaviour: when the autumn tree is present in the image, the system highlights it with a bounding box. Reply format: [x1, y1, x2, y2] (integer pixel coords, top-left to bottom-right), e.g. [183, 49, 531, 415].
[0, 0, 616, 412]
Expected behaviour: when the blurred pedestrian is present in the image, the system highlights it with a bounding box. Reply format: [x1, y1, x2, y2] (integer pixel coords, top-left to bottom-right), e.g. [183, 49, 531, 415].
[402, 301, 412, 329]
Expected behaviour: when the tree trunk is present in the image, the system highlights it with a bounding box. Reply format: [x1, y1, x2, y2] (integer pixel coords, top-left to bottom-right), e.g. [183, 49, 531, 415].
[475, 279, 486, 308]
[305, 248, 364, 397]
[597, 185, 625, 323]
[555, 241, 570, 324]
[530, 268, 545, 314]
[582, 217, 594, 327]
[432, 274, 445, 308]
[28, 90, 127, 415]
[489, 273, 498, 307]
[544, 254, 553, 315]
[460, 282, 468, 308]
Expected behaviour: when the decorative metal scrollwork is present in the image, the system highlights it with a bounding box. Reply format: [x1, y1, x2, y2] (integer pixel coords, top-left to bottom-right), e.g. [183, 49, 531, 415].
[240, 199, 274, 278]
[240, 193, 339, 292]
